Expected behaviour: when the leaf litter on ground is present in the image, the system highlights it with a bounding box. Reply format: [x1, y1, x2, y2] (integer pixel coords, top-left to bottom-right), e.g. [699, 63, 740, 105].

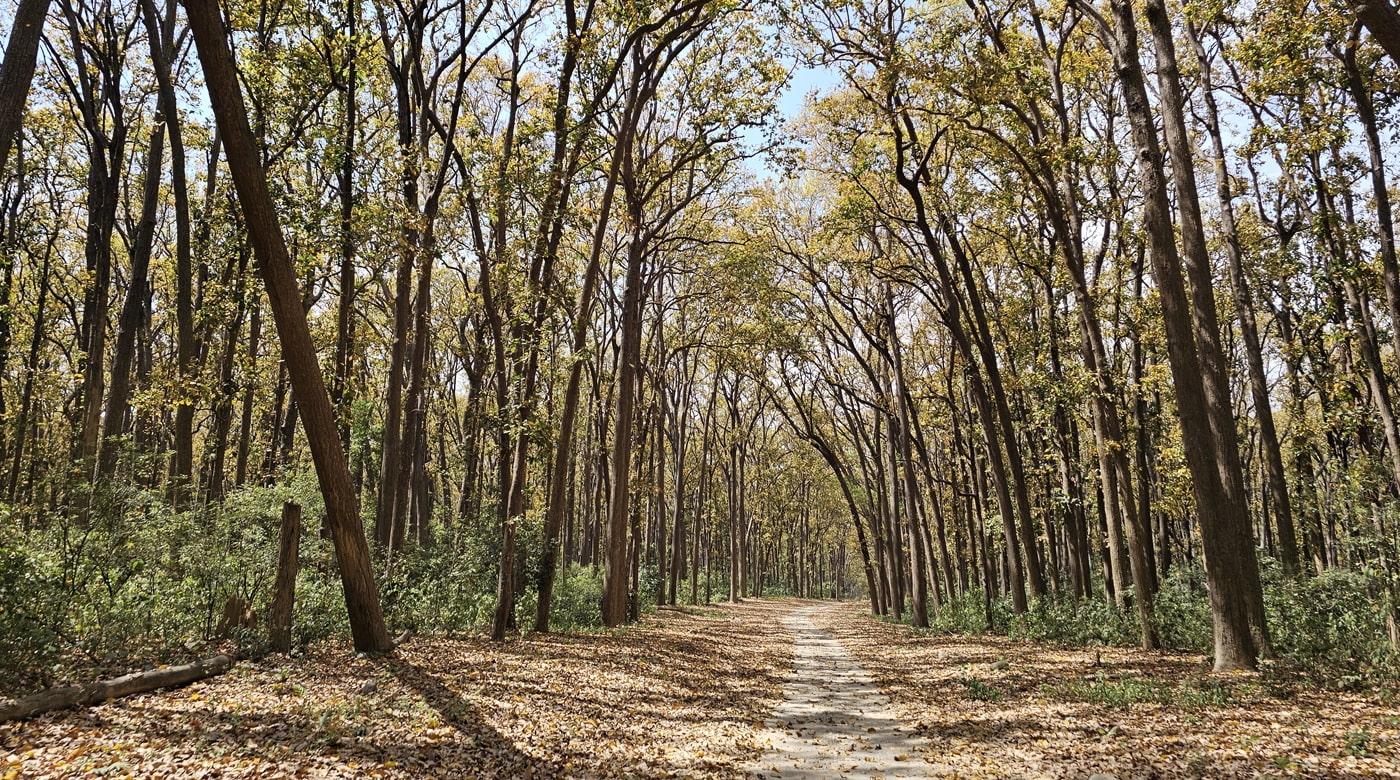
[1, 600, 793, 779]
[7, 598, 1400, 778]
[811, 603, 1400, 778]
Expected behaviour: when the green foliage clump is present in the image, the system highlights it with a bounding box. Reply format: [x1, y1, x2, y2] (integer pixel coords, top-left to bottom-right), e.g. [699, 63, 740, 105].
[927, 588, 992, 634]
[0, 527, 63, 690]
[0, 477, 340, 690]
[1266, 568, 1399, 688]
[379, 539, 495, 633]
[1008, 594, 1138, 647]
[958, 676, 1002, 701]
[548, 564, 605, 631]
[1153, 567, 1214, 653]
[1044, 673, 1233, 710]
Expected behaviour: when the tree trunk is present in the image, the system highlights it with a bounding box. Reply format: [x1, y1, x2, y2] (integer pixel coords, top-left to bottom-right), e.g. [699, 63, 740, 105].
[1108, 0, 1258, 670]
[887, 287, 929, 626]
[100, 125, 165, 478]
[0, 655, 235, 722]
[0, 0, 49, 174]
[183, 0, 391, 652]
[1186, 21, 1300, 577]
[139, 0, 195, 503]
[1350, 0, 1400, 64]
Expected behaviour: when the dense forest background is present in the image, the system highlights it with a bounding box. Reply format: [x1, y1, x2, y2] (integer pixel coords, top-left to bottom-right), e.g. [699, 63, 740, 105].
[3, 0, 1400, 694]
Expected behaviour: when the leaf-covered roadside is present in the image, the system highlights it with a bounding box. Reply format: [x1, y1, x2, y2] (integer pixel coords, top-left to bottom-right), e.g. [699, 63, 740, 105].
[0, 601, 793, 779]
[815, 603, 1400, 777]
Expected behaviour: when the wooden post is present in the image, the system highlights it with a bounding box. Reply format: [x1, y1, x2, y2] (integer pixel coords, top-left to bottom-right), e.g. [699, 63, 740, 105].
[269, 500, 301, 653]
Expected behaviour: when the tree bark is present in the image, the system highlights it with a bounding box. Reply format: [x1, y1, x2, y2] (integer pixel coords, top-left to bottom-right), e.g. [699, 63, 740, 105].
[139, 0, 195, 503]
[0, 655, 235, 722]
[99, 124, 165, 478]
[1141, 0, 1269, 656]
[0, 0, 49, 174]
[886, 286, 929, 626]
[268, 501, 301, 654]
[1350, 0, 1400, 64]
[1185, 22, 1300, 576]
[1105, 0, 1258, 670]
[183, 0, 391, 652]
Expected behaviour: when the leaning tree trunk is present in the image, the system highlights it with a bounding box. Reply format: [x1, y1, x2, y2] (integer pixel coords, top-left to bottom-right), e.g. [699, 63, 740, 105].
[0, 0, 49, 173]
[887, 287, 930, 627]
[1185, 21, 1300, 576]
[183, 0, 391, 652]
[1142, 0, 1270, 657]
[1350, 0, 1400, 64]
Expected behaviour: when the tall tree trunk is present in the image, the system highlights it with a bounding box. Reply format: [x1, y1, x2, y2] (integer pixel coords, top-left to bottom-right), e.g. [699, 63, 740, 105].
[1106, 0, 1258, 670]
[1141, 0, 1268, 656]
[100, 125, 165, 478]
[0, 0, 49, 174]
[183, 0, 391, 652]
[331, 0, 359, 450]
[887, 286, 929, 626]
[139, 0, 195, 503]
[1186, 22, 1300, 576]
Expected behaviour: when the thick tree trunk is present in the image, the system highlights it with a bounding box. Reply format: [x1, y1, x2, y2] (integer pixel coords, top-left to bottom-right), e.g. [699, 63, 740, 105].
[1141, 0, 1269, 657]
[183, 0, 391, 652]
[1350, 0, 1400, 64]
[1108, 0, 1258, 670]
[603, 227, 646, 627]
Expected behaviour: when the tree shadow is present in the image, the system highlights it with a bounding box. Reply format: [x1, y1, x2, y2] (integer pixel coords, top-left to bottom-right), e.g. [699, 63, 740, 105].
[384, 656, 562, 778]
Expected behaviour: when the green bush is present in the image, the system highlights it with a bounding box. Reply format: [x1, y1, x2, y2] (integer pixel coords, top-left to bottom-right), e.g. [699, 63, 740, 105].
[1045, 673, 1233, 710]
[1267, 569, 1398, 687]
[0, 530, 62, 690]
[549, 564, 604, 630]
[928, 588, 991, 634]
[1154, 567, 1213, 653]
[379, 539, 493, 633]
[1009, 593, 1138, 647]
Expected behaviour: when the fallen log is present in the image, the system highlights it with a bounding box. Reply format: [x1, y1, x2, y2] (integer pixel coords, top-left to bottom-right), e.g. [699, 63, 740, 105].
[0, 654, 235, 721]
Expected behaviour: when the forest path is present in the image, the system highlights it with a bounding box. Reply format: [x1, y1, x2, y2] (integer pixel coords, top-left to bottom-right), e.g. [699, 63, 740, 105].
[750, 603, 938, 778]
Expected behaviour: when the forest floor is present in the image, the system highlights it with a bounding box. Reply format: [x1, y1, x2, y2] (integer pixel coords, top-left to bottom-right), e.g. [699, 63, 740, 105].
[2, 598, 1399, 778]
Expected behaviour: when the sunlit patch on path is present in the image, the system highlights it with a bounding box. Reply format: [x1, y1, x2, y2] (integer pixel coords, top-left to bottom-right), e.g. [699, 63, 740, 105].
[752, 604, 937, 778]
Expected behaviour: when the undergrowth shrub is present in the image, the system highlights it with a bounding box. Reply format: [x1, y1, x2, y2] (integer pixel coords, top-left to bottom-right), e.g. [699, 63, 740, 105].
[1267, 568, 1399, 688]
[928, 588, 990, 634]
[1153, 566, 1213, 653]
[0, 526, 63, 690]
[548, 564, 605, 630]
[895, 561, 1400, 690]
[1009, 594, 1137, 647]
[380, 539, 492, 633]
